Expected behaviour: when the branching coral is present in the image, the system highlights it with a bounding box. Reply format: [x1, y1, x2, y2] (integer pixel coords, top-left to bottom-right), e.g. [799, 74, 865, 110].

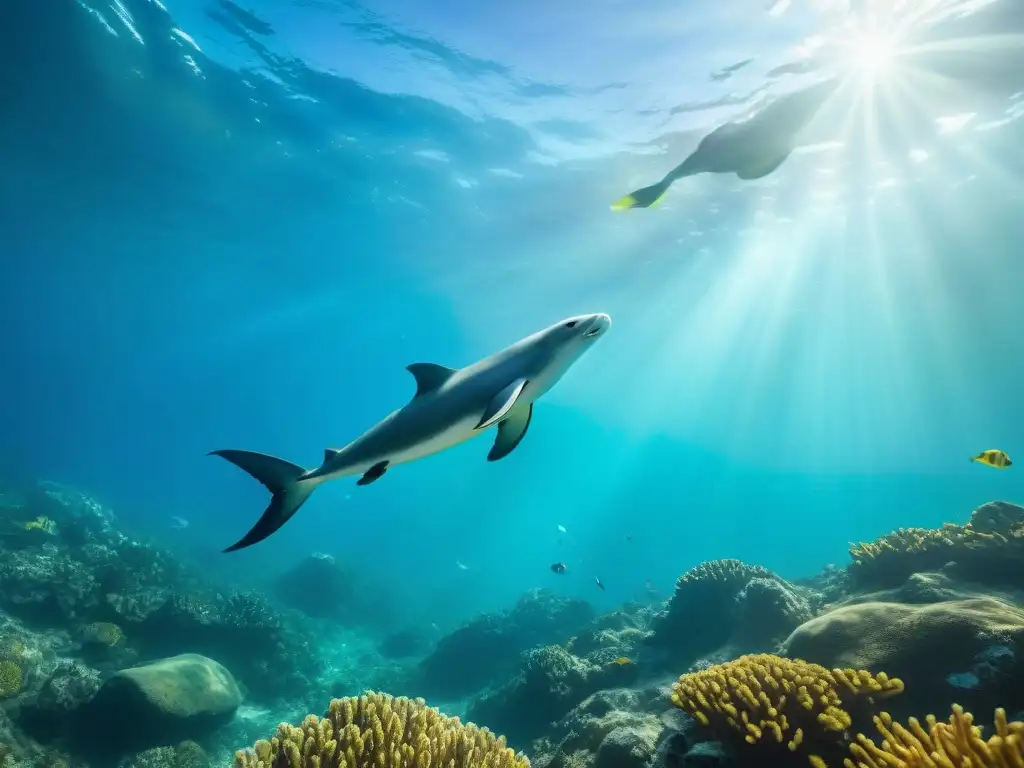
[670, 654, 904, 768]
[234, 691, 530, 768]
[848, 502, 1024, 587]
[846, 705, 1024, 768]
[0, 660, 22, 698]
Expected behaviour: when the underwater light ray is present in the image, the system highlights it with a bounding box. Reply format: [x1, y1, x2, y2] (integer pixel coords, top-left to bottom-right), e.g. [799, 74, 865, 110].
[722, 204, 836, 441]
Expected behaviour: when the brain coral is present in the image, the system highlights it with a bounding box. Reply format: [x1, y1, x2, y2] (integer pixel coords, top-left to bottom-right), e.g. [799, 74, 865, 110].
[670, 653, 903, 768]
[781, 597, 1024, 718]
[234, 692, 529, 768]
[648, 559, 783, 660]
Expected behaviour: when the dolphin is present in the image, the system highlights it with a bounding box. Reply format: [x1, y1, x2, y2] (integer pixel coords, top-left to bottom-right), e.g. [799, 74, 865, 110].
[611, 77, 839, 211]
[210, 312, 612, 552]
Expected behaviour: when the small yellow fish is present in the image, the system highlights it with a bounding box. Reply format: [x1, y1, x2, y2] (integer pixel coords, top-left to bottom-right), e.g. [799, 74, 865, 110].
[971, 450, 1012, 469]
[23, 516, 57, 535]
[611, 657, 633, 666]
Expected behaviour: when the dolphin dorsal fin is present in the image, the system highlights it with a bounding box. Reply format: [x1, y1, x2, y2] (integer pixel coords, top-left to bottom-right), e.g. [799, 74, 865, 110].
[324, 448, 341, 464]
[406, 362, 456, 398]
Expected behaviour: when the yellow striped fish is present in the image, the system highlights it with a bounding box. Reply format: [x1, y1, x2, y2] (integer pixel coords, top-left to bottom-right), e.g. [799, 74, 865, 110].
[971, 450, 1012, 469]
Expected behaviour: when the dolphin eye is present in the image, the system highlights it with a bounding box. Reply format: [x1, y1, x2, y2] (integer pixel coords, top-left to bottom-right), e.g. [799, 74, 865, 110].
[564, 321, 578, 329]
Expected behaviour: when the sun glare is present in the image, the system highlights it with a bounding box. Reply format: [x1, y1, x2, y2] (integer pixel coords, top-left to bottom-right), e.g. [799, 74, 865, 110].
[846, 31, 897, 80]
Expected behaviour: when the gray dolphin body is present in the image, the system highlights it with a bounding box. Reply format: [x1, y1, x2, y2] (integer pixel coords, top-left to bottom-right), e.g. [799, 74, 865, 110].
[211, 312, 612, 552]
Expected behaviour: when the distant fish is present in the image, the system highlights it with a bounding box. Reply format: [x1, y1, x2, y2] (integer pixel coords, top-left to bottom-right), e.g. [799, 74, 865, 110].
[551, 562, 567, 574]
[972, 449, 1012, 469]
[557, 524, 567, 533]
[456, 560, 469, 570]
[611, 656, 633, 666]
[626, 534, 633, 543]
[170, 516, 189, 530]
[594, 576, 605, 591]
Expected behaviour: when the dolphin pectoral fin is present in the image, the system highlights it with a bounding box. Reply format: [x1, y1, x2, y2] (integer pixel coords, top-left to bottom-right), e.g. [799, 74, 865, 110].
[487, 404, 533, 462]
[356, 460, 389, 486]
[476, 377, 529, 430]
[407, 362, 457, 397]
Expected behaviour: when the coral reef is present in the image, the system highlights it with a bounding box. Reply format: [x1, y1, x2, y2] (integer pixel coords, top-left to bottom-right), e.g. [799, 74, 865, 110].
[646, 559, 812, 666]
[670, 653, 903, 767]
[848, 501, 1024, 588]
[732, 578, 812, 651]
[232, 691, 529, 768]
[419, 589, 594, 699]
[465, 606, 657, 749]
[2, 470, 1023, 768]
[846, 705, 1024, 768]
[467, 646, 604, 749]
[531, 688, 675, 768]
[117, 740, 210, 768]
[0, 481, 320, 704]
[781, 597, 1024, 721]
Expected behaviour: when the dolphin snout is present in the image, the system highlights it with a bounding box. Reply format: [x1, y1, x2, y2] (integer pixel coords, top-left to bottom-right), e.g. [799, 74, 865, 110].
[584, 313, 612, 338]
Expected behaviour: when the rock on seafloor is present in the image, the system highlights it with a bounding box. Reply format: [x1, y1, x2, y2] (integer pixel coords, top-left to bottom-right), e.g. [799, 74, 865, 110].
[76, 653, 243, 760]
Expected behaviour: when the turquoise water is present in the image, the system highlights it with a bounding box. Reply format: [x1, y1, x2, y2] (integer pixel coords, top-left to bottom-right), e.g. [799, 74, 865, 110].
[2, 0, 1022, 629]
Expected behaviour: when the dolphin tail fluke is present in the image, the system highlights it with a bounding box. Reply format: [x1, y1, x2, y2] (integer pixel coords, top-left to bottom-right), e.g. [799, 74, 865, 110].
[209, 449, 315, 553]
[610, 179, 672, 212]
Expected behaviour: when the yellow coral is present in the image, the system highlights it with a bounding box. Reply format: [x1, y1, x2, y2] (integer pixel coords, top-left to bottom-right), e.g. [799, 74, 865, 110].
[846, 705, 1024, 768]
[0, 660, 23, 698]
[81, 621, 124, 646]
[671, 654, 903, 768]
[234, 691, 530, 768]
[848, 504, 1024, 585]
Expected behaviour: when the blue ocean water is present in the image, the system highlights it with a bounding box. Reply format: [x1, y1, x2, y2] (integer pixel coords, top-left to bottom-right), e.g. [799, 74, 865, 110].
[1, 0, 1022, 634]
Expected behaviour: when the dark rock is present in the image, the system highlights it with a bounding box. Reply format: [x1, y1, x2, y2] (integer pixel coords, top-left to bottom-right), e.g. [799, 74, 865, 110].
[681, 742, 731, 768]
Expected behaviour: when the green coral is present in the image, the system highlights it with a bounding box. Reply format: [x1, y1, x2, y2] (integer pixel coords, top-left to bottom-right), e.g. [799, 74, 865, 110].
[0, 659, 23, 698]
[81, 621, 124, 646]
